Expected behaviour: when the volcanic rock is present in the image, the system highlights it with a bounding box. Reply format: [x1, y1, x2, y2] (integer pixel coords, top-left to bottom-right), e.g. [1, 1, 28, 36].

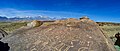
[1, 17, 116, 51]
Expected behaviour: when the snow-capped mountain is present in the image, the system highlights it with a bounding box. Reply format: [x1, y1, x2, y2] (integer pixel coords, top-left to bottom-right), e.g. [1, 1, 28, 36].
[0, 15, 67, 21]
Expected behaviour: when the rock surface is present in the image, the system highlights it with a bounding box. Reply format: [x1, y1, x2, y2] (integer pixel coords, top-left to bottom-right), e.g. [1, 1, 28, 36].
[114, 32, 120, 47]
[0, 29, 8, 39]
[1, 18, 116, 51]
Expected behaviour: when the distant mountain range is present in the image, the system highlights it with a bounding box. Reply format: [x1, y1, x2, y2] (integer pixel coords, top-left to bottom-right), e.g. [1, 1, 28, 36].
[0, 16, 67, 22]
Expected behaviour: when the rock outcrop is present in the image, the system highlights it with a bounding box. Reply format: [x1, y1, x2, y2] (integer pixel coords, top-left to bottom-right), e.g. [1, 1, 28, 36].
[0, 41, 10, 51]
[27, 20, 43, 27]
[1, 17, 116, 51]
[114, 32, 120, 46]
[0, 29, 8, 39]
[80, 16, 89, 20]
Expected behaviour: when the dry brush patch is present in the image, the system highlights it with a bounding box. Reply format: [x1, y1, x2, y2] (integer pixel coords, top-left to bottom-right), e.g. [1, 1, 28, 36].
[0, 22, 27, 33]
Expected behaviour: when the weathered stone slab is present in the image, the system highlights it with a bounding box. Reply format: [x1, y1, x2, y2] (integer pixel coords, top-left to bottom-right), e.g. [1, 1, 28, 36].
[1, 17, 116, 51]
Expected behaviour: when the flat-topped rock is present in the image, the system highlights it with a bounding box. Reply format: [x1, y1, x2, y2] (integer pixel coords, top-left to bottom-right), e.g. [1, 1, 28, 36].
[1, 18, 116, 51]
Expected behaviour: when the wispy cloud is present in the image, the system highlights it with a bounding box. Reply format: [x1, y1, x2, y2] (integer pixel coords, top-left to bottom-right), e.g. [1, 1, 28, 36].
[0, 8, 87, 18]
[0, 8, 119, 22]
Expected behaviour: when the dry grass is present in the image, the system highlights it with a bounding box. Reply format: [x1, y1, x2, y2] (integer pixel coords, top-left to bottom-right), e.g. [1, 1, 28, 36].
[100, 26, 120, 37]
[0, 22, 27, 33]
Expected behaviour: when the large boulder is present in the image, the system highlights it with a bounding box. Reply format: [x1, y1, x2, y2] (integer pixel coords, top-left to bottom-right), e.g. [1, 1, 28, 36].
[1, 17, 116, 51]
[27, 20, 43, 27]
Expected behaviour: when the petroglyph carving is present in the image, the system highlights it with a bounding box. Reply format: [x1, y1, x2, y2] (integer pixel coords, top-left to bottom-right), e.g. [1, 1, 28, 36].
[55, 43, 64, 50]
[42, 42, 48, 47]
[79, 41, 85, 45]
[1, 17, 116, 51]
[33, 40, 42, 45]
[78, 47, 88, 51]
[31, 48, 37, 51]
[64, 46, 71, 51]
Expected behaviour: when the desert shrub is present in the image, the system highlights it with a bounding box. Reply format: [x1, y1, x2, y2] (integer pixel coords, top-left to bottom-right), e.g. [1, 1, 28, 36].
[0, 22, 27, 33]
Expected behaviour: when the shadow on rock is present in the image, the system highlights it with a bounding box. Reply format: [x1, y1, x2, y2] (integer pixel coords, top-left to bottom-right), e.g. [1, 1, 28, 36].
[0, 41, 10, 51]
[115, 32, 120, 47]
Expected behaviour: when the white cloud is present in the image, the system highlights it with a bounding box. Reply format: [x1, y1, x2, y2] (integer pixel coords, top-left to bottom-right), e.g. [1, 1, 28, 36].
[0, 8, 87, 18]
[0, 8, 118, 22]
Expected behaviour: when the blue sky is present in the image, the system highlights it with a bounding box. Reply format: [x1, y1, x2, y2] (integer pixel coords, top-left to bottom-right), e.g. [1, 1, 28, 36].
[0, 0, 120, 22]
